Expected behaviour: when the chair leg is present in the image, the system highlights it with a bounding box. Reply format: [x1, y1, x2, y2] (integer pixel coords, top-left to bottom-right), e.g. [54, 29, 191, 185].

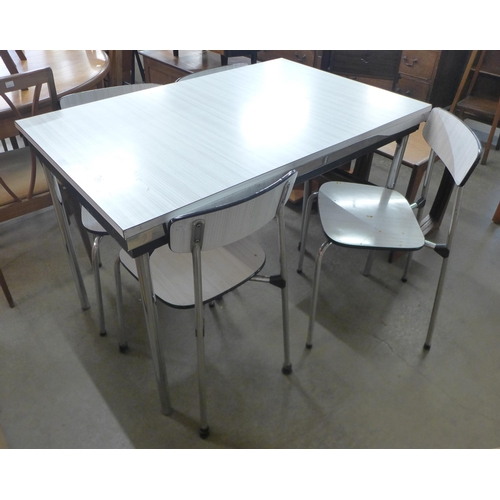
[277, 206, 292, 374]
[297, 189, 318, 273]
[92, 235, 106, 336]
[362, 250, 376, 277]
[306, 240, 333, 348]
[401, 252, 414, 282]
[0, 268, 14, 308]
[195, 304, 209, 438]
[424, 255, 450, 350]
[192, 244, 209, 438]
[425, 188, 463, 349]
[114, 256, 128, 352]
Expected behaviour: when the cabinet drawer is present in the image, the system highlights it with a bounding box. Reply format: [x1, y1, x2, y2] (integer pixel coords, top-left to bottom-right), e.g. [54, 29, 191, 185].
[399, 50, 440, 80]
[258, 50, 316, 66]
[395, 76, 430, 102]
[329, 50, 401, 80]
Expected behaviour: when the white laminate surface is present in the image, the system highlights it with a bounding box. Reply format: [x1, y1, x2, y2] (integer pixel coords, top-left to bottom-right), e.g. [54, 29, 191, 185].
[16, 59, 431, 253]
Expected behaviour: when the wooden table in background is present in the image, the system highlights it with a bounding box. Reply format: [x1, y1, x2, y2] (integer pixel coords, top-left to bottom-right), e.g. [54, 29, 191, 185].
[0, 50, 109, 137]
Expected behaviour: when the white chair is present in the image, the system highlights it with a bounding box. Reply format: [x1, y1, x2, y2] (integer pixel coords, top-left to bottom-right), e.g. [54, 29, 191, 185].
[115, 169, 297, 438]
[297, 108, 481, 350]
[59, 83, 160, 335]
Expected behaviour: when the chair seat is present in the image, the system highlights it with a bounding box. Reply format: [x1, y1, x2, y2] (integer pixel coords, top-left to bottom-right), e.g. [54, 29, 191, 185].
[0, 148, 48, 207]
[119, 237, 266, 308]
[81, 205, 106, 234]
[318, 182, 425, 250]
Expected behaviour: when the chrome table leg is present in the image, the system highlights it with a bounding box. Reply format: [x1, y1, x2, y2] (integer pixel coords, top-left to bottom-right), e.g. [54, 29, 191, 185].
[135, 253, 172, 416]
[42, 164, 89, 310]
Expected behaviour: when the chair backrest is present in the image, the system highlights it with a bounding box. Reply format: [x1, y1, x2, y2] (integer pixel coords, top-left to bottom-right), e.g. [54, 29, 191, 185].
[423, 107, 481, 187]
[0, 68, 60, 219]
[0, 67, 59, 142]
[168, 169, 297, 253]
[59, 83, 160, 109]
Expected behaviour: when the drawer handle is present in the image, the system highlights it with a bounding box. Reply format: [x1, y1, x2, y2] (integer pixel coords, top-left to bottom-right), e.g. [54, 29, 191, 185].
[403, 56, 418, 67]
[294, 52, 306, 63]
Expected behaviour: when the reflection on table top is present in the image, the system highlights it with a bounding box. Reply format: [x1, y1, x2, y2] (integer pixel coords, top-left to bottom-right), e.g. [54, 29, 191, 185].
[17, 58, 431, 255]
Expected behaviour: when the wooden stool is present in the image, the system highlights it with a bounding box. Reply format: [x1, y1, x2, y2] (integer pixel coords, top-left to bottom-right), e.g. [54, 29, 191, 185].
[375, 123, 430, 203]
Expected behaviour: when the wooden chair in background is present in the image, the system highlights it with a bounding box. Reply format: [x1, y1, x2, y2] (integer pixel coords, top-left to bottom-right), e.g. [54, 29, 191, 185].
[0, 67, 91, 307]
[0, 50, 27, 75]
[450, 50, 500, 165]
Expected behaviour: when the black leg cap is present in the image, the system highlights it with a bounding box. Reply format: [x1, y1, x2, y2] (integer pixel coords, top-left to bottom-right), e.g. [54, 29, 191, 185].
[306, 343, 313, 349]
[199, 426, 210, 439]
[282, 364, 292, 375]
[423, 343, 431, 351]
[119, 343, 129, 354]
[99, 331, 107, 337]
[401, 278, 407, 283]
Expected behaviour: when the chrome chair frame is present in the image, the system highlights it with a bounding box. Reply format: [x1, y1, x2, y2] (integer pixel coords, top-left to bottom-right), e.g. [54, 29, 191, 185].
[297, 108, 481, 350]
[115, 169, 297, 437]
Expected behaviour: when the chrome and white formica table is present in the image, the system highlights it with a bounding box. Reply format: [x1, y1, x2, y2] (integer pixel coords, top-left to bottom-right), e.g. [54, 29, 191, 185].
[16, 59, 431, 414]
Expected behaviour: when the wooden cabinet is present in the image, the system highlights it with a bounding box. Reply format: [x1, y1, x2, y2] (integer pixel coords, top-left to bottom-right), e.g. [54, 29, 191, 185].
[395, 50, 470, 107]
[141, 50, 254, 84]
[260, 50, 469, 107]
[257, 50, 322, 68]
[140, 50, 470, 109]
[320, 50, 402, 91]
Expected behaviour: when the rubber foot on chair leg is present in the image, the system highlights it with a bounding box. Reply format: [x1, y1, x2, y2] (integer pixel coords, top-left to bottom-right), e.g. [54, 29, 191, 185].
[99, 331, 107, 337]
[297, 269, 303, 274]
[423, 343, 431, 351]
[282, 364, 292, 375]
[401, 278, 408, 283]
[118, 343, 129, 354]
[306, 343, 313, 349]
[199, 426, 210, 439]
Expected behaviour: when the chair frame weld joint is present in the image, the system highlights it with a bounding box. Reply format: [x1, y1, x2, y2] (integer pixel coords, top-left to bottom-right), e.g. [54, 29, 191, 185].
[269, 275, 286, 289]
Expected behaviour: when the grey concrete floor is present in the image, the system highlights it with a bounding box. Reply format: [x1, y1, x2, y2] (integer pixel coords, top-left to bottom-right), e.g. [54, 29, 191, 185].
[1, 142, 500, 450]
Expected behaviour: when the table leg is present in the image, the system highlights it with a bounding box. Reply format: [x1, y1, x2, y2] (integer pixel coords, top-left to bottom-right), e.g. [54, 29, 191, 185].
[386, 134, 409, 189]
[42, 164, 90, 310]
[135, 254, 172, 415]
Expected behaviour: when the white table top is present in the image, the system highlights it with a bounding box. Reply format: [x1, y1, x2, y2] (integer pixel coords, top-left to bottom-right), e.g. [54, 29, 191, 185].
[16, 58, 431, 255]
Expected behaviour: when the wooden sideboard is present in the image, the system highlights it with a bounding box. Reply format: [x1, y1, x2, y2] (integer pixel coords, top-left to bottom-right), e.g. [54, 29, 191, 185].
[258, 50, 469, 107]
[394, 50, 470, 108]
[257, 50, 323, 68]
[140, 50, 254, 84]
[141, 50, 470, 108]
